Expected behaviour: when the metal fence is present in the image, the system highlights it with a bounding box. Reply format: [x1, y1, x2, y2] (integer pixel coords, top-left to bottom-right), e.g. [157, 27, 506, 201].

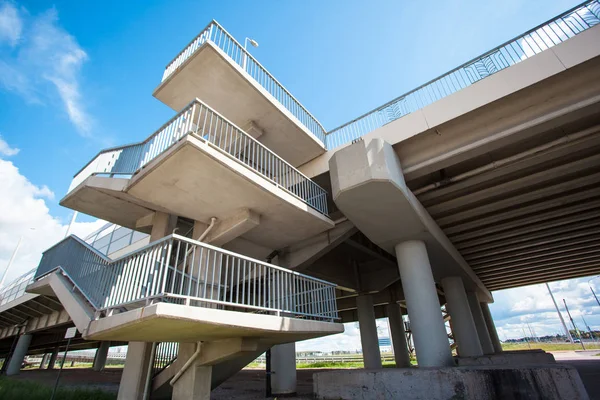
[36, 234, 338, 321]
[324, 0, 600, 149]
[0, 268, 36, 307]
[162, 21, 326, 144]
[152, 342, 179, 377]
[71, 99, 328, 216]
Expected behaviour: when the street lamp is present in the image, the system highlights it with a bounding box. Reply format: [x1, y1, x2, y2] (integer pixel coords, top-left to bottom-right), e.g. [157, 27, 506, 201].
[588, 276, 600, 307]
[243, 37, 259, 70]
[0, 228, 35, 288]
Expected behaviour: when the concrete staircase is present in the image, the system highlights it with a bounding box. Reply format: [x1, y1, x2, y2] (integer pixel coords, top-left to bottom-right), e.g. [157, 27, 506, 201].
[27, 234, 343, 398]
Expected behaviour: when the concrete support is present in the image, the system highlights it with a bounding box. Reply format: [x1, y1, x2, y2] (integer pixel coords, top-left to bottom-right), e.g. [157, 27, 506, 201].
[39, 353, 49, 369]
[172, 344, 212, 400]
[271, 342, 297, 396]
[481, 302, 503, 353]
[386, 303, 411, 368]
[6, 334, 32, 376]
[93, 341, 111, 372]
[357, 294, 382, 369]
[150, 212, 177, 241]
[441, 276, 483, 357]
[48, 347, 59, 369]
[117, 342, 153, 400]
[395, 240, 454, 367]
[467, 292, 494, 355]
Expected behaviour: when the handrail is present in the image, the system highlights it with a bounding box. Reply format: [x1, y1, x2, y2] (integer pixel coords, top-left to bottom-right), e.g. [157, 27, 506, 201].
[69, 98, 329, 215]
[35, 234, 339, 322]
[0, 268, 36, 307]
[324, 0, 600, 149]
[161, 20, 327, 144]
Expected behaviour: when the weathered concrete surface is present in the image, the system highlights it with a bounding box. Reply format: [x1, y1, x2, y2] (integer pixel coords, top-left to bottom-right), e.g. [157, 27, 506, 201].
[154, 41, 325, 167]
[456, 350, 556, 366]
[313, 365, 589, 400]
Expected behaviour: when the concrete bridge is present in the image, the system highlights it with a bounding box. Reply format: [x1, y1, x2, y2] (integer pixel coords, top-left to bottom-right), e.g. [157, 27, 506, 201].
[1, 1, 599, 398]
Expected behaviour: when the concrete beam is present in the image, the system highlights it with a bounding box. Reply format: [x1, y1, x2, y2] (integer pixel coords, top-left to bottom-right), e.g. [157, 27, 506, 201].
[135, 212, 155, 230]
[280, 220, 356, 270]
[197, 337, 260, 366]
[330, 138, 490, 300]
[202, 209, 260, 246]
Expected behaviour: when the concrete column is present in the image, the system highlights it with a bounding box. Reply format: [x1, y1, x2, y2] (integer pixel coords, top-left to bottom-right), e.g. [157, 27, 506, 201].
[6, 334, 32, 376]
[271, 342, 297, 396]
[480, 302, 503, 353]
[172, 344, 212, 400]
[150, 212, 177, 241]
[386, 303, 411, 368]
[39, 353, 49, 369]
[48, 347, 59, 369]
[466, 292, 494, 355]
[441, 277, 483, 357]
[117, 342, 154, 400]
[356, 294, 382, 369]
[93, 341, 111, 371]
[395, 240, 453, 367]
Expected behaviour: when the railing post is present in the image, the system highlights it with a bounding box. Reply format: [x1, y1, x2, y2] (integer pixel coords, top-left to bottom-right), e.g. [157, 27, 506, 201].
[160, 239, 174, 297]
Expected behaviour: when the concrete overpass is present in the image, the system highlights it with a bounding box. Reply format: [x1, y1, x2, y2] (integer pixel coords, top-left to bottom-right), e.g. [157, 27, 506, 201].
[1, 1, 599, 399]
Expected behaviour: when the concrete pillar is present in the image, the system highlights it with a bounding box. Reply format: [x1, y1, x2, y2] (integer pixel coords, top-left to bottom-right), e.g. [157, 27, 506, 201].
[117, 342, 154, 400]
[356, 294, 382, 369]
[150, 212, 177, 241]
[466, 292, 494, 355]
[93, 341, 111, 371]
[481, 302, 503, 353]
[39, 353, 49, 369]
[386, 303, 411, 368]
[48, 347, 59, 369]
[172, 343, 212, 400]
[271, 342, 297, 396]
[6, 334, 32, 376]
[441, 277, 483, 357]
[395, 240, 454, 367]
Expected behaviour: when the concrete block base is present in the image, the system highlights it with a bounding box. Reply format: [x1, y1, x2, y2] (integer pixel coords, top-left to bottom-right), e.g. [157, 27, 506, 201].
[456, 350, 556, 366]
[313, 365, 588, 400]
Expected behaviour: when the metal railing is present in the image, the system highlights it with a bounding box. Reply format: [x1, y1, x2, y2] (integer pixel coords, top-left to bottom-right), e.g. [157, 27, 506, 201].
[152, 342, 179, 377]
[0, 268, 36, 307]
[162, 20, 326, 144]
[36, 234, 339, 321]
[70, 99, 329, 215]
[325, 0, 600, 149]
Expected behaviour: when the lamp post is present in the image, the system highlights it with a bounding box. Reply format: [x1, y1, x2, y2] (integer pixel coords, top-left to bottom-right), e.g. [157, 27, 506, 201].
[243, 37, 259, 70]
[546, 283, 573, 343]
[0, 228, 35, 288]
[588, 277, 600, 307]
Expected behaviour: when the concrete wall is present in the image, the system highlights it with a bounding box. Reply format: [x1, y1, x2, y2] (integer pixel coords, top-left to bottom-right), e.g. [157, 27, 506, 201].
[314, 365, 589, 400]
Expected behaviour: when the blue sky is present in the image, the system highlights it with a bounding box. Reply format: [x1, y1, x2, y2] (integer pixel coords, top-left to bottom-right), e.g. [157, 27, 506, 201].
[1, 0, 596, 346]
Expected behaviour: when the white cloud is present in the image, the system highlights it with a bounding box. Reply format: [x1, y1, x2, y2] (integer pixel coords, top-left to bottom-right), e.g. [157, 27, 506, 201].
[490, 278, 600, 340]
[0, 1, 21, 47]
[0, 134, 19, 156]
[0, 3, 92, 135]
[0, 157, 105, 287]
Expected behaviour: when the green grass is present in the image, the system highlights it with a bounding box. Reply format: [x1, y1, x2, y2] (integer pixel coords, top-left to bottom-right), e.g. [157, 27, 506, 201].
[0, 377, 116, 400]
[501, 342, 600, 352]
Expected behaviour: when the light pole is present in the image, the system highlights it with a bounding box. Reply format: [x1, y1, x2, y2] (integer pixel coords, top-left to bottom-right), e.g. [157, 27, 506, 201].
[243, 37, 259, 70]
[588, 277, 600, 307]
[563, 298, 586, 350]
[64, 211, 78, 238]
[546, 283, 573, 343]
[0, 228, 35, 288]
